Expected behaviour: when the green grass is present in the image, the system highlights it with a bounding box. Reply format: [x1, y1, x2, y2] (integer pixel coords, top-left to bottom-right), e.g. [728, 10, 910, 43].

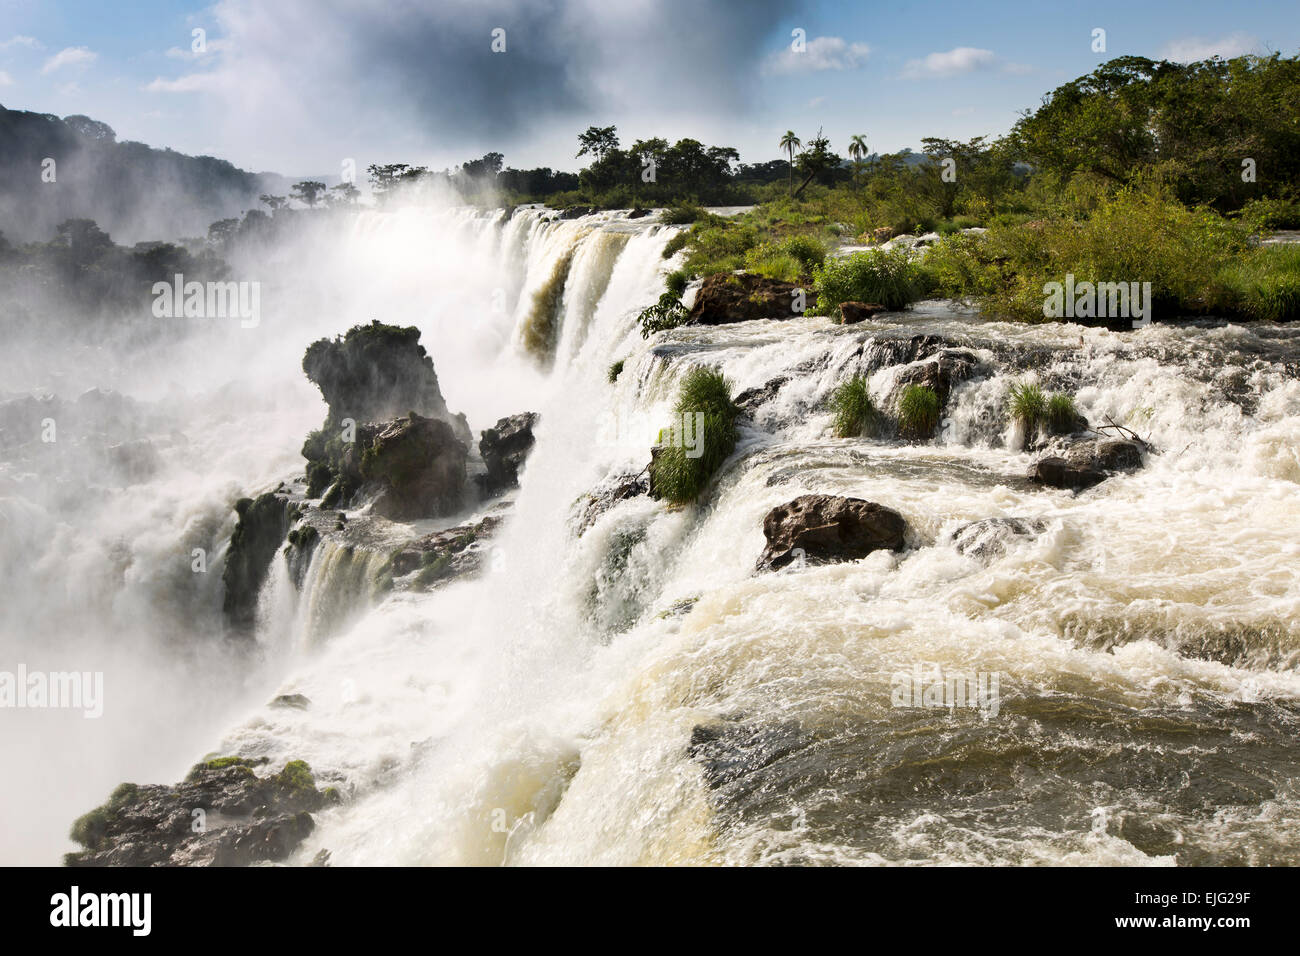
[830, 376, 878, 438]
[1008, 382, 1048, 430]
[1215, 243, 1300, 321]
[650, 367, 740, 504]
[660, 202, 707, 225]
[607, 359, 625, 383]
[1046, 392, 1079, 433]
[897, 384, 940, 439]
[812, 247, 925, 314]
[744, 234, 827, 281]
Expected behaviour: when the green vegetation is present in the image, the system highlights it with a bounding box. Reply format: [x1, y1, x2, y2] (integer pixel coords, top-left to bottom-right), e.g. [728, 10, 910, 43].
[897, 385, 940, 439]
[650, 367, 740, 504]
[1046, 393, 1080, 433]
[813, 248, 925, 314]
[1008, 382, 1048, 431]
[1216, 244, 1300, 322]
[829, 376, 878, 438]
[274, 759, 317, 797]
[637, 290, 690, 337]
[69, 782, 139, 849]
[607, 359, 625, 383]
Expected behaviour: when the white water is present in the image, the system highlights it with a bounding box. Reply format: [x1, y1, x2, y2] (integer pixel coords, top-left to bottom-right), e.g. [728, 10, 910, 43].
[5, 203, 1300, 865]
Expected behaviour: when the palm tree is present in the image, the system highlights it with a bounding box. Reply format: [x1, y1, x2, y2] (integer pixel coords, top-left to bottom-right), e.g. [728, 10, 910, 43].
[779, 130, 801, 195]
[848, 134, 869, 185]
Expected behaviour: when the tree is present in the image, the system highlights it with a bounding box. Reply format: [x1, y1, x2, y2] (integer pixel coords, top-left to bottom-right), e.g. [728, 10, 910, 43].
[329, 182, 360, 206]
[290, 181, 327, 208]
[259, 194, 288, 212]
[779, 130, 802, 195]
[576, 125, 619, 162]
[792, 128, 841, 197]
[848, 133, 869, 185]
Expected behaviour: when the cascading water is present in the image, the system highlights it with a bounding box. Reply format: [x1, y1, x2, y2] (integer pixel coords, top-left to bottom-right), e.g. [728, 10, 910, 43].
[6, 201, 1299, 866]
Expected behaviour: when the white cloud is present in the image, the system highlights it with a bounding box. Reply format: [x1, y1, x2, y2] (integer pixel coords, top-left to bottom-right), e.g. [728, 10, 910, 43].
[902, 47, 997, 79]
[41, 46, 97, 74]
[0, 70, 12, 86]
[165, 39, 231, 60]
[145, 72, 226, 93]
[1162, 32, 1259, 63]
[763, 36, 871, 75]
[0, 35, 42, 50]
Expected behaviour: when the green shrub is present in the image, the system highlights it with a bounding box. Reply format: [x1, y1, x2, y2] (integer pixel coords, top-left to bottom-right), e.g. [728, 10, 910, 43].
[1008, 381, 1047, 430]
[664, 268, 689, 297]
[637, 290, 689, 337]
[745, 234, 827, 277]
[830, 376, 878, 438]
[1236, 197, 1300, 233]
[661, 203, 706, 225]
[1216, 243, 1300, 321]
[812, 247, 925, 314]
[1046, 392, 1080, 433]
[650, 367, 740, 504]
[607, 359, 625, 383]
[897, 384, 940, 439]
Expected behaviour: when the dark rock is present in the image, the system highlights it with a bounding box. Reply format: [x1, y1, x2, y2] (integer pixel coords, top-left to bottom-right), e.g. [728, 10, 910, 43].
[1029, 439, 1144, 490]
[891, 348, 979, 407]
[688, 273, 804, 325]
[627, 207, 651, 219]
[734, 377, 789, 414]
[757, 494, 907, 571]
[559, 205, 594, 219]
[950, 517, 1047, 559]
[64, 758, 331, 867]
[570, 471, 651, 536]
[477, 412, 538, 496]
[361, 413, 467, 520]
[270, 694, 312, 710]
[102, 438, 161, 484]
[839, 301, 886, 325]
[384, 514, 501, 591]
[222, 491, 295, 634]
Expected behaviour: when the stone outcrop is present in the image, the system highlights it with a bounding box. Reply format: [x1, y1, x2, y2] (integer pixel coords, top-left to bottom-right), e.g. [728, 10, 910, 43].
[757, 494, 907, 571]
[1029, 439, 1144, 490]
[477, 412, 539, 497]
[839, 301, 886, 325]
[222, 491, 296, 634]
[688, 273, 803, 325]
[949, 517, 1048, 559]
[361, 412, 467, 520]
[65, 757, 337, 867]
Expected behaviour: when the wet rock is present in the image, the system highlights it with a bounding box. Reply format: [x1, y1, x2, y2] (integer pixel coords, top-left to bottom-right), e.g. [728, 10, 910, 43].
[222, 491, 296, 634]
[627, 207, 651, 219]
[559, 205, 594, 219]
[688, 273, 804, 325]
[839, 301, 886, 325]
[757, 494, 907, 571]
[891, 348, 979, 407]
[477, 412, 538, 497]
[570, 471, 650, 536]
[733, 377, 789, 414]
[950, 517, 1047, 559]
[102, 438, 161, 484]
[689, 718, 814, 801]
[383, 513, 501, 591]
[64, 758, 332, 867]
[1029, 439, 1144, 490]
[270, 694, 312, 710]
[361, 412, 467, 520]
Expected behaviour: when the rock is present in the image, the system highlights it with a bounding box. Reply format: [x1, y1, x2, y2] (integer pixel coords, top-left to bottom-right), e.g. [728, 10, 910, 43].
[869, 226, 895, 244]
[891, 348, 979, 407]
[757, 494, 907, 571]
[559, 205, 594, 219]
[570, 471, 651, 536]
[1029, 439, 1144, 491]
[688, 273, 803, 325]
[733, 377, 789, 414]
[302, 321, 457, 427]
[102, 438, 161, 484]
[383, 514, 501, 591]
[950, 517, 1047, 559]
[361, 413, 467, 520]
[270, 694, 312, 710]
[222, 491, 296, 634]
[839, 301, 886, 324]
[64, 758, 332, 867]
[477, 412, 538, 497]
[627, 207, 651, 219]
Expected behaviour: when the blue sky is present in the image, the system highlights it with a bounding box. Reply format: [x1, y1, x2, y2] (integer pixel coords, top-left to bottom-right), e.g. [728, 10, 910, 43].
[1, 0, 1297, 177]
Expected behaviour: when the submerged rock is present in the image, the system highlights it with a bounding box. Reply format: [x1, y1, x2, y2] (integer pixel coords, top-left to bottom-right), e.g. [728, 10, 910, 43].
[570, 470, 651, 536]
[477, 412, 538, 497]
[64, 757, 335, 867]
[382, 513, 502, 591]
[950, 517, 1048, 559]
[890, 348, 979, 408]
[688, 273, 803, 325]
[757, 494, 907, 571]
[733, 376, 789, 414]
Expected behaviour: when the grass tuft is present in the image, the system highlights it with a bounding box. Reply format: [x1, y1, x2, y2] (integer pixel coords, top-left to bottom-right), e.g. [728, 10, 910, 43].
[897, 384, 940, 439]
[649, 367, 740, 504]
[830, 376, 878, 438]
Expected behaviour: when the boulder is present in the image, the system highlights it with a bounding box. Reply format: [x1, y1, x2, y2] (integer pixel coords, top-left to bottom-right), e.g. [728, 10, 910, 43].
[891, 348, 979, 407]
[570, 471, 651, 536]
[688, 273, 803, 325]
[477, 412, 539, 496]
[757, 494, 907, 571]
[384, 514, 502, 591]
[64, 757, 336, 867]
[733, 377, 789, 414]
[839, 301, 886, 325]
[361, 412, 467, 520]
[950, 517, 1047, 559]
[222, 491, 296, 634]
[1029, 439, 1144, 491]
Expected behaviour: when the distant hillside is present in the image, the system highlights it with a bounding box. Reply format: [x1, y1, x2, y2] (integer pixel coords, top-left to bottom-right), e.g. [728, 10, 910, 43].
[0, 104, 300, 244]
